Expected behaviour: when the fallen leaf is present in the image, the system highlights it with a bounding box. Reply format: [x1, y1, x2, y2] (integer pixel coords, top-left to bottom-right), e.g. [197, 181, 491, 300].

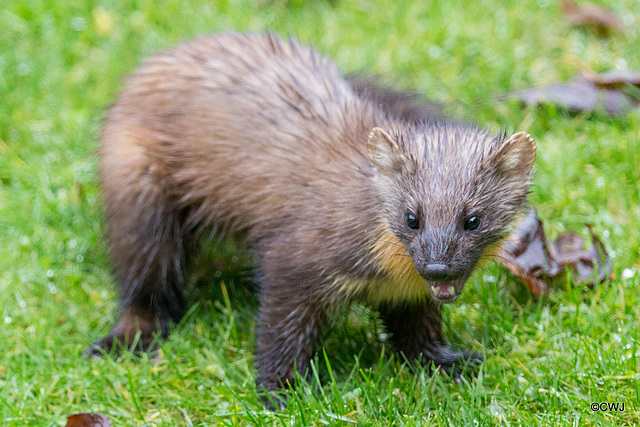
[66, 413, 112, 427]
[552, 225, 612, 284]
[562, 0, 624, 33]
[583, 70, 640, 89]
[499, 207, 612, 297]
[499, 208, 555, 297]
[501, 73, 640, 116]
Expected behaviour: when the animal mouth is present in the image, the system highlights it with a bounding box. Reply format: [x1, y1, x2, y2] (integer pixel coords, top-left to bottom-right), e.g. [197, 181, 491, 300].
[428, 280, 460, 302]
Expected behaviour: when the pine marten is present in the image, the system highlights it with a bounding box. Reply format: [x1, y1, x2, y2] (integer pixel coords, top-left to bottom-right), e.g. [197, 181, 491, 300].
[89, 32, 536, 405]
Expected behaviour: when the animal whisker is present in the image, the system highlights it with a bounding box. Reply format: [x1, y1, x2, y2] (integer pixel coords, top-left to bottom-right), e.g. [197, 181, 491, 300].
[391, 253, 413, 258]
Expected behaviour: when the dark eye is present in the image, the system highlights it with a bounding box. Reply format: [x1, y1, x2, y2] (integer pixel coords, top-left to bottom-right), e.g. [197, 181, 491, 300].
[464, 215, 481, 231]
[406, 212, 420, 230]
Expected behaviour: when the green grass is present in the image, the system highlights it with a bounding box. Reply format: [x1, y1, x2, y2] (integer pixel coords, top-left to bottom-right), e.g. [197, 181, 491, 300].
[1, 0, 639, 425]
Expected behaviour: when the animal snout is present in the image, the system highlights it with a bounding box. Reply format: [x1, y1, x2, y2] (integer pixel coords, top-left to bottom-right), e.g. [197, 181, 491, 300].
[421, 263, 455, 281]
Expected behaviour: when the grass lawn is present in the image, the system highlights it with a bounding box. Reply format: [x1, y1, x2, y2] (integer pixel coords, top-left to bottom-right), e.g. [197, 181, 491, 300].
[1, 0, 639, 425]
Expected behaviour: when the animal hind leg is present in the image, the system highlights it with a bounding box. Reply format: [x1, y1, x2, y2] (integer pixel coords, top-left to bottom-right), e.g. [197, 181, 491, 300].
[87, 172, 188, 356]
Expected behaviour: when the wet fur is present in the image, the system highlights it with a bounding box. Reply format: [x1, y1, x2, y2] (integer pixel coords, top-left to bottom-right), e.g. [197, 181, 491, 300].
[90, 32, 535, 405]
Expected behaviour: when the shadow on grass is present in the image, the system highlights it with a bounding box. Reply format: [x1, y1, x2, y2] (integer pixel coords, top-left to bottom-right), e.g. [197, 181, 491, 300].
[177, 234, 388, 382]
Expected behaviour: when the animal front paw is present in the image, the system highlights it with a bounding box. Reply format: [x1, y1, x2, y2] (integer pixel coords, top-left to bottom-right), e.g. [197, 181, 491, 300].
[420, 345, 483, 380]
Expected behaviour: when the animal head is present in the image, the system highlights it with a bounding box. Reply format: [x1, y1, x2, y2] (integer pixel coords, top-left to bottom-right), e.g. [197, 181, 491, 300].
[368, 124, 536, 302]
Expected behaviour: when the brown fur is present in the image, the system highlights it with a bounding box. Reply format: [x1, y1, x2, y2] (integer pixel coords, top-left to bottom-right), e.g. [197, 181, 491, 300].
[89, 32, 536, 407]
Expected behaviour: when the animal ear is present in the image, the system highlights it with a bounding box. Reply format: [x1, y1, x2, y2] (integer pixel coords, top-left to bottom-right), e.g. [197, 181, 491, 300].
[490, 131, 536, 177]
[368, 127, 405, 173]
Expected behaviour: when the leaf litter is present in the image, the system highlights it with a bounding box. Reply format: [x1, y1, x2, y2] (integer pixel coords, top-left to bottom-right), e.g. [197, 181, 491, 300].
[65, 413, 113, 427]
[498, 2, 638, 116]
[561, 0, 625, 34]
[501, 71, 640, 116]
[498, 208, 612, 297]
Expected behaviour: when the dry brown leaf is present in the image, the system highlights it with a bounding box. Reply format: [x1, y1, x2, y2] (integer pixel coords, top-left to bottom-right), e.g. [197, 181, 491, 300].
[499, 208, 612, 297]
[65, 413, 113, 427]
[583, 70, 640, 89]
[499, 208, 555, 297]
[552, 226, 612, 283]
[502, 73, 640, 116]
[562, 0, 624, 33]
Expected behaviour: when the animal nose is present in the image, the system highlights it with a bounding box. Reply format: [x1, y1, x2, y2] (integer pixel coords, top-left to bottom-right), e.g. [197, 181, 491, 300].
[422, 264, 451, 281]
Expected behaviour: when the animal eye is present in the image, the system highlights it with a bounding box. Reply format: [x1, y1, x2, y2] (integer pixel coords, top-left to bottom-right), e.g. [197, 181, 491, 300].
[406, 212, 420, 230]
[464, 215, 481, 231]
